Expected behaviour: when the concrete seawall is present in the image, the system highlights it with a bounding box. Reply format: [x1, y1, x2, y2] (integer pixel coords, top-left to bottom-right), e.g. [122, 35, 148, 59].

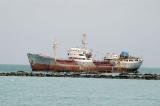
[0, 71, 160, 80]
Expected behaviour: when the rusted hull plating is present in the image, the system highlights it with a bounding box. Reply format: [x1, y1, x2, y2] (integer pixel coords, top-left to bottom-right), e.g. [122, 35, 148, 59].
[31, 64, 138, 73]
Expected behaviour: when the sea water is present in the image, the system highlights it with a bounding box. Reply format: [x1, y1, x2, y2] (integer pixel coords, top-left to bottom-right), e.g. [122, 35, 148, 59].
[0, 65, 160, 106]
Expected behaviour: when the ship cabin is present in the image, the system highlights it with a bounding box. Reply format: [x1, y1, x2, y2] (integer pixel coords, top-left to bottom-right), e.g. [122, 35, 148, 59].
[104, 53, 119, 61]
[104, 52, 143, 63]
[67, 48, 92, 60]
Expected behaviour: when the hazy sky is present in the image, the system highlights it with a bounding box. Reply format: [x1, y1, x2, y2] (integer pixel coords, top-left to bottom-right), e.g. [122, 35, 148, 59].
[0, 0, 160, 67]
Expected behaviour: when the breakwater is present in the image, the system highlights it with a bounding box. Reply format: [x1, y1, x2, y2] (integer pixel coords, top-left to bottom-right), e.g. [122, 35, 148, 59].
[0, 71, 160, 80]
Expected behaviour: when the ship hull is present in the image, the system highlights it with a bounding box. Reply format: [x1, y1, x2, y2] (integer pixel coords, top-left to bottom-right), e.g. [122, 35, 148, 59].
[27, 53, 141, 73]
[31, 64, 138, 73]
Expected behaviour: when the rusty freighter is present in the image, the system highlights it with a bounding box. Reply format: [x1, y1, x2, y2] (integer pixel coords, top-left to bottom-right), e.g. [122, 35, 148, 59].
[27, 34, 143, 73]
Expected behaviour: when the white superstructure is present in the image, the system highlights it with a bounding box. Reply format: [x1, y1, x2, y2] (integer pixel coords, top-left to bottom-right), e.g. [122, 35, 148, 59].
[119, 58, 143, 69]
[68, 47, 92, 59]
[104, 52, 143, 70]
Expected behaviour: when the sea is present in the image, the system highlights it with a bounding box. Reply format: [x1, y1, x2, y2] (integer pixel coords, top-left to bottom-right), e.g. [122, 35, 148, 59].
[0, 64, 160, 106]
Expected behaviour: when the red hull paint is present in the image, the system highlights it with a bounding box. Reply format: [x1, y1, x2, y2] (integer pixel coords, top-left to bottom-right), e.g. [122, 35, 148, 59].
[56, 59, 77, 65]
[31, 64, 137, 73]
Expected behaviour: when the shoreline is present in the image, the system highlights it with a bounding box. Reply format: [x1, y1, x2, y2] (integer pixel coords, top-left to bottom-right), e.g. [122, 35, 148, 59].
[0, 71, 160, 80]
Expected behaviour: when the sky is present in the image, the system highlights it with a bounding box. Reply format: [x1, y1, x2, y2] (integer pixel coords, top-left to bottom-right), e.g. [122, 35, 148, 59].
[0, 0, 160, 67]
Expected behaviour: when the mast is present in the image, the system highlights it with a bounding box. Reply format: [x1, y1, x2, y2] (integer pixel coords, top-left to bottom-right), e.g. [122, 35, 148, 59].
[82, 33, 87, 49]
[53, 41, 57, 61]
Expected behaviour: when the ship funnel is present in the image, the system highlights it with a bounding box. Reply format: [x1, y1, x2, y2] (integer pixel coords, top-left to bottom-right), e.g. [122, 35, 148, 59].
[82, 33, 87, 49]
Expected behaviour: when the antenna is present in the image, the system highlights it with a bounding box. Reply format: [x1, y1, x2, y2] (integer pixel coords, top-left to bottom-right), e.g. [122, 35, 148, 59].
[82, 33, 87, 49]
